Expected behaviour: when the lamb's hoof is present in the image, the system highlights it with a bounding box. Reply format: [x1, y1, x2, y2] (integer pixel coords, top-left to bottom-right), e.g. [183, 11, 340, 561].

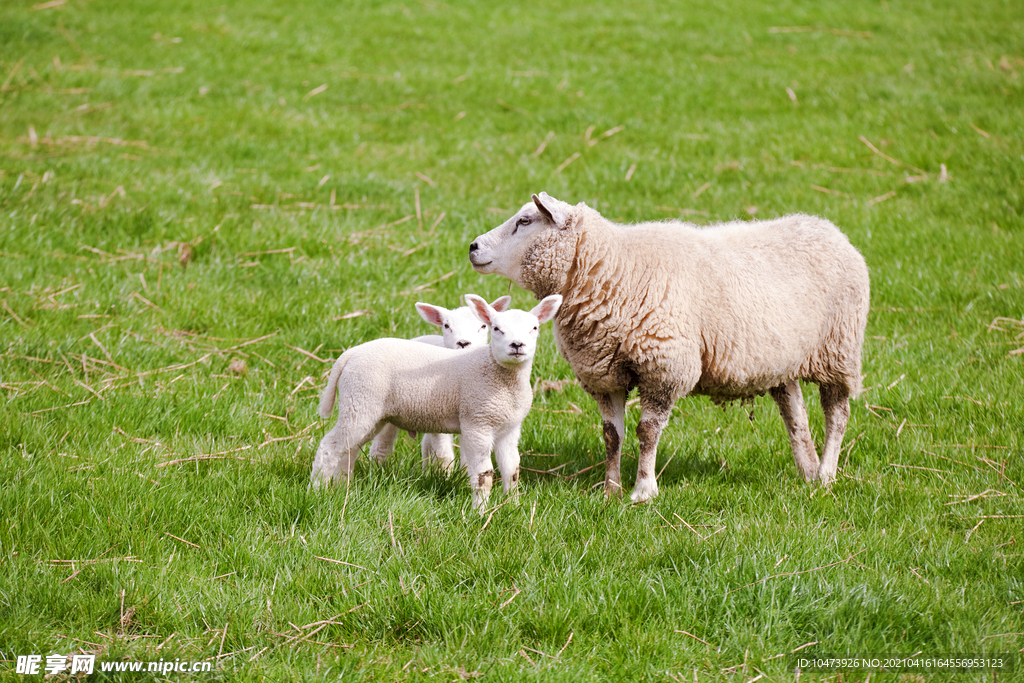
[817, 467, 837, 487]
[630, 479, 659, 504]
[472, 492, 490, 515]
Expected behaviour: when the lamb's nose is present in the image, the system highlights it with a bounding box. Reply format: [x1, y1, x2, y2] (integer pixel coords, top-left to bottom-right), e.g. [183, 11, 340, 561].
[469, 241, 479, 253]
[456, 340, 471, 349]
[510, 341, 524, 351]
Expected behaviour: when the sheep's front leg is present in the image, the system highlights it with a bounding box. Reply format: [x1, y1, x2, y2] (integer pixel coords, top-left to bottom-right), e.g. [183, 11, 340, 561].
[461, 430, 495, 515]
[594, 390, 627, 499]
[494, 425, 522, 500]
[769, 380, 820, 482]
[631, 386, 673, 504]
[818, 383, 850, 487]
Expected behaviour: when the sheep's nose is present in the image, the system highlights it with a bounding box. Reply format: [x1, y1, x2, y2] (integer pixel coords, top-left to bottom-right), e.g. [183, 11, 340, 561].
[456, 340, 471, 349]
[510, 341, 524, 351]
[469, 241, 479, 253]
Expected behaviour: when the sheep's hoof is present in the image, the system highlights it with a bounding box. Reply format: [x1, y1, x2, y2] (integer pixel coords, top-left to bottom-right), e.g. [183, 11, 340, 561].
[817, 468, 837, 487]
[603, 476, 623, 500]
[471, 492, 490, 515]
[629, 480, 659, 504]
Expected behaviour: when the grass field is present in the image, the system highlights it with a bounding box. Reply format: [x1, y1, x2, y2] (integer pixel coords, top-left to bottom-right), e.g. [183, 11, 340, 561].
[2, 0, 1023, 680]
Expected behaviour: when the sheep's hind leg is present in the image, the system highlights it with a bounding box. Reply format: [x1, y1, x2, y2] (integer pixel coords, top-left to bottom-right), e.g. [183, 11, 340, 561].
[594, 390, 627, 499]
[631, 387, 673, 504]
[421, 433, 457, 473]
[769, 380, 820, 482]
[369, 424, 399, 464]
[309, 411, 383, 488]
[310, 427, 370, 487]
[818, 383, 850, 486]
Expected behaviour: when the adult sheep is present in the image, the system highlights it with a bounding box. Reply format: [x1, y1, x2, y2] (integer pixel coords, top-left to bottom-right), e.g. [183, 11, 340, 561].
[469, 192, 869, 502]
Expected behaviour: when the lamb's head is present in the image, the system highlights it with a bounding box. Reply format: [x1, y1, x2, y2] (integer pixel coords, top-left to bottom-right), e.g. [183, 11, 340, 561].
[465, 293, 562, 368]
[415, 295, 511, 350]
[469, 192, 580, 298]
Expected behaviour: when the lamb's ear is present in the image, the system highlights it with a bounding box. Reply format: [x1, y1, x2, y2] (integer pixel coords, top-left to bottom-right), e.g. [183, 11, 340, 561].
[490, 295, 512, 312]
[532, 192, 569, 229]
[415, 303, 447, 327]
[530, 294, 563, 325]
[464, 294, 495, 327]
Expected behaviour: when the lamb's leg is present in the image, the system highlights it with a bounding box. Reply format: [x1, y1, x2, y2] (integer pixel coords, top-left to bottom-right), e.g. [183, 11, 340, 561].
[421, 433, 457, 473]
[631, 387, 673, 504]
[769, 380, 820, 482]
[461, 430, 495, 515]
[310, 412, 382, 488]
[818, 383, 850, 486]
[369, 424, 399, 464]
[494, 425, 522, 500]
[594, 390, 627, 499]
[310, 426, 372, 487]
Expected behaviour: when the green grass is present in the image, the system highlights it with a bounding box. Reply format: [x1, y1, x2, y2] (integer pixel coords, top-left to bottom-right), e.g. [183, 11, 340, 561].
[2, 0, 1022, 680]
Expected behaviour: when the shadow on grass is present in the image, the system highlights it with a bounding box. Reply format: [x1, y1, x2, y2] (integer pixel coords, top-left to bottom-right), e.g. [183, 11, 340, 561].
[542, 439, 759, 494]
[407, 464, 468, 503]
[662, 448, 775, 486]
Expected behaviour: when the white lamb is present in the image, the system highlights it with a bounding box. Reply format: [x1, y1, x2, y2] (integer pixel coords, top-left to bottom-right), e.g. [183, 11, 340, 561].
[311, 293, 563, 512]
[469, 192, 869, 502]
[368, 295, 511, 471]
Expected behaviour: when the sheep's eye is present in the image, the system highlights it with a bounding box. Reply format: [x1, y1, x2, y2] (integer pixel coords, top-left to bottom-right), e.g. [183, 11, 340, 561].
[479, 325, 486, 331]
[443, 324, 450, 329]
[493, 326, 501, 334]
[512, 216, 531, 235]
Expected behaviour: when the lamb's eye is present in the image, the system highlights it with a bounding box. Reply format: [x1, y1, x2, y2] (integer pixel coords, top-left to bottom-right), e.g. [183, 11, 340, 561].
[443, 324, 450, 329]
[493, 326, 501, 334]
[479, 325, 486, 331]
[517, 216, 531, 227]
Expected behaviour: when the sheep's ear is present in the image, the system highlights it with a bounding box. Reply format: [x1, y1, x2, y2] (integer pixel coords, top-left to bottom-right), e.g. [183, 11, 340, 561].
[532, 192, 569, 229]
[464, 294, 495, 327]
[415, 303, 447, 327]
[490, 295, 512, 312]
[530, 294, 562, 325]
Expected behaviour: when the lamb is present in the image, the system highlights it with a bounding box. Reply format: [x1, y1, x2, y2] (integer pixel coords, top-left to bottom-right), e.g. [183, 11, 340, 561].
[469, 192, 869, 502]
[368, 295, 511, 471]
[311, 293, 563, 512]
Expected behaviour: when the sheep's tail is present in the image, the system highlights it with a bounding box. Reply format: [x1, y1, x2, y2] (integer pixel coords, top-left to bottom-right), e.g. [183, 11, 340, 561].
[318, 352, 351, 419]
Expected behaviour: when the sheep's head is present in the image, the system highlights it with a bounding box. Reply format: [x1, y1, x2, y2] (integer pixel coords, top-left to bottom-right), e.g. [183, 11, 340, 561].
[469, 192, 579, 298]
[465, 293, 562, 368]
[415, 295, 511, 350]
